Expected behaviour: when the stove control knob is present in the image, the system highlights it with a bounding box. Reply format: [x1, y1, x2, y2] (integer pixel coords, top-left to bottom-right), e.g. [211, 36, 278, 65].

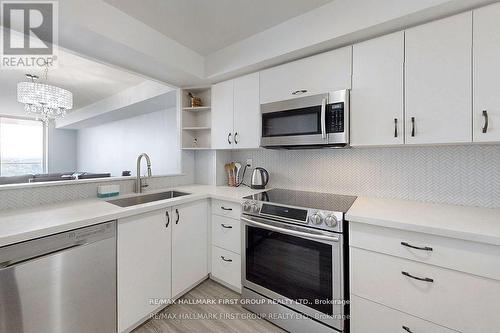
[325, 215, 338, 228]
[251, 204, 260, 213]
[242, 201, 251, 212]
[309, 213, 323, 225]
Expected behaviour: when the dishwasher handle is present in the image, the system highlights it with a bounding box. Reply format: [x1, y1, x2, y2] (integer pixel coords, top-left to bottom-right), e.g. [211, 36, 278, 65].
[0, 242, 87, 269]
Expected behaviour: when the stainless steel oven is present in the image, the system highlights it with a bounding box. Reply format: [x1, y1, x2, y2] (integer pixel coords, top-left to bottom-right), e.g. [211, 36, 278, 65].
[241, 215, 345, 332]
[240, 189, 356, 333]
[260, 90, 349, 149]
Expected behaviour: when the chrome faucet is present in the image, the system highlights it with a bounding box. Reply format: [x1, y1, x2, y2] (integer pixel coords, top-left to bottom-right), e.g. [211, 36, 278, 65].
[135, 153, 152, 193]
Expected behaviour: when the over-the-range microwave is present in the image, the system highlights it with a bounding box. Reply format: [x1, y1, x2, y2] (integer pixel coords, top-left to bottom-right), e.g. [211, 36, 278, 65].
[260, 89, 349, 149]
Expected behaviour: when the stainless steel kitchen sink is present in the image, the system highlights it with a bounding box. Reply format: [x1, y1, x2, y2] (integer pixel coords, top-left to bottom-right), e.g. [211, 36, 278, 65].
[107, 191, 190, 207]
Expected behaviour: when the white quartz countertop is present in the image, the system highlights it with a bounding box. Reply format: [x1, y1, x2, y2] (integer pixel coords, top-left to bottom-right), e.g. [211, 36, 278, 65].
[3, 185, 499, 248]
[0, 184, 262, 247]
[347, 196, 500, 246]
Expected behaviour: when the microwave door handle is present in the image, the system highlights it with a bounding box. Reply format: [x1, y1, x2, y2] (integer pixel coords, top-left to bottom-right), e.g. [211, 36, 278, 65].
[241, 216, 339, 243]
[321, 98, 327, 139]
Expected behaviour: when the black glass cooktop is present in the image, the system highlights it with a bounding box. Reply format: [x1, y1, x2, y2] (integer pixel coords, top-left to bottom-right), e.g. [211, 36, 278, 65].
[244, 188, 357, 213]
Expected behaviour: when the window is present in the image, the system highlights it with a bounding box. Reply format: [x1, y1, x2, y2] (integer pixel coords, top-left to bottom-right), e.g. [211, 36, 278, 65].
[0, 117, 45, 176]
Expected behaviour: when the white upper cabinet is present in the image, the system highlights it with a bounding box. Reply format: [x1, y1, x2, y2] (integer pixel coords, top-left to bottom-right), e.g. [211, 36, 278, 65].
[473, 3, 500, 142]
[211, 80, 234, 149]
[405, 12, 472, 144]
[211, 73, 260, 149]
[233, 72, 261, 149]
[351, 32, 404, 146]
[260, 46, 352, 104]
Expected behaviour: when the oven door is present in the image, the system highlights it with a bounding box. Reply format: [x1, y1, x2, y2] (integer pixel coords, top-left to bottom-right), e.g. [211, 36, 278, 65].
[241, 215, 344, 331]
[261, 93, 328, 147]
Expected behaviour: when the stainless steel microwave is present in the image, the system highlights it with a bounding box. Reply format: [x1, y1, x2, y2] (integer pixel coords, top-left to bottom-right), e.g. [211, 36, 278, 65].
[260, 90, 349, 149]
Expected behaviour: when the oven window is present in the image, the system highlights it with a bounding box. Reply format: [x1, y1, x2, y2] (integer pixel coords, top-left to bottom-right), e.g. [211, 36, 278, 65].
[245, 225, 333, 315]
[262, 106, 321, 137]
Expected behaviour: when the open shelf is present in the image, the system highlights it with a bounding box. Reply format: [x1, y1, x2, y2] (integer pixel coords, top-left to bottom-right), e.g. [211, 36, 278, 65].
[183, 106, 211, 111]
[182, 126, 211, 131]
[181, 86, 212, 150]
[181, 147, 212, 150]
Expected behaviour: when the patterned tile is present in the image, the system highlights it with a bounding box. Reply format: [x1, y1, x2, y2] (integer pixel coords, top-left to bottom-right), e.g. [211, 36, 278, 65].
[231, 145, 500, 208]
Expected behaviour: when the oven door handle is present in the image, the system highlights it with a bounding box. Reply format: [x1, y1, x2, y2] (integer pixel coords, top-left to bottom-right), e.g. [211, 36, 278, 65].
[241, 216, 339, 243]
[321, 98, 327, 139]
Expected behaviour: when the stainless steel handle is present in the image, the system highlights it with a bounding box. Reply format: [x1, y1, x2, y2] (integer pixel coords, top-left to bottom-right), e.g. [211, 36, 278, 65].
[220, 206, 232, 211]
[165, 211, 170, 228]
[321, 98, 327, 139]
[402, 326, 413, 333]
[221, 256, 233, 262]
[241, 216, 339, 243]
[411, 117, 416, 137]
[482, 110, 489, 133]
[175, 208, 180, 224]
[221, 224, 233, 229]
[0, 243, 86, 269]
[401, 242, 433, 251]
[234, 132, 238, 144]
[402, 271, 434, 283]
[227, 133, 232, 144]
[394, 118, 398, 138]
[291, 89, 308, 95]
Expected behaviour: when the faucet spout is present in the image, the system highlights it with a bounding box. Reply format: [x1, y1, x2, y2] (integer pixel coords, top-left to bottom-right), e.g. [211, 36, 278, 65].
[136, 153, 152, 193]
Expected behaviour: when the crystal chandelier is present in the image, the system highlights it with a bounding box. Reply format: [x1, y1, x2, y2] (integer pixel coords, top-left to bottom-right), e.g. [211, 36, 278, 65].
[17, 74, 73, 123]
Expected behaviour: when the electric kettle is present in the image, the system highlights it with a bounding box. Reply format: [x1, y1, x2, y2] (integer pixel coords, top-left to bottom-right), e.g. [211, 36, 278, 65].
[251, 167, 269, 189]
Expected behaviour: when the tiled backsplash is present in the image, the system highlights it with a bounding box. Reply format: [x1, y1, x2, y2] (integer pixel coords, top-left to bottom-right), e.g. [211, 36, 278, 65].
[231, 145, 500, 208]
[0, 152, 195, 211]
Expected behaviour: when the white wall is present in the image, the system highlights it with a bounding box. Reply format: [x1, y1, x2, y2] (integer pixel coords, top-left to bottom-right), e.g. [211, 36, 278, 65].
[77, 107, 180, 177]
[47, 124, 78, 173]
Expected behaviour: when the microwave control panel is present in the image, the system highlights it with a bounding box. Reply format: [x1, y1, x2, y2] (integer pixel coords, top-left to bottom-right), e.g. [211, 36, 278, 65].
[326, 102, 345, 133]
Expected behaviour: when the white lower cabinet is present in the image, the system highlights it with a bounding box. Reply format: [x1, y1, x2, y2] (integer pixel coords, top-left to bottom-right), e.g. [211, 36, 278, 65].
[117, 199, 209, 332]
[211, 246, 241, 290]
[172, 199, 209, 298]
[210, 199, 242, 291]
[350, 223, 500, 333]
[212, 214, 241, 254]
[117, 209, 172, 333]
[351, 295, 459, 333]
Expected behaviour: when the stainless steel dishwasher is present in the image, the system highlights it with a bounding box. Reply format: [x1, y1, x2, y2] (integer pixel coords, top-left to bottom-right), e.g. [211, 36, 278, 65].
[0, 221, 116, 333]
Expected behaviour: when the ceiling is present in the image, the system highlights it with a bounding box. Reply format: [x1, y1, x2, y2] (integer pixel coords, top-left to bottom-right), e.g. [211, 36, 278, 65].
[103, 0, 333, 55]
[0, 47, 149, 117]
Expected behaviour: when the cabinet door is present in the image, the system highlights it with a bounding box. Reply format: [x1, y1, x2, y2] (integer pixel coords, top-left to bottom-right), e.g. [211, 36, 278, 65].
[211, 80, 234, 149]
[405, 12, 472, 144]
[233, 72, 261, 149]
[351, 32, 404, 146]
[172, 200, 208, 297]
[473, 3, 500, 142]
[118, 209, 171, 332]
[260, 47, 352, 104]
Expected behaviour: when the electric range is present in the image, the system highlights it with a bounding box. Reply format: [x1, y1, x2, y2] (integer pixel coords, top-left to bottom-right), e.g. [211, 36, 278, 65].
[240, 188, 357, 333]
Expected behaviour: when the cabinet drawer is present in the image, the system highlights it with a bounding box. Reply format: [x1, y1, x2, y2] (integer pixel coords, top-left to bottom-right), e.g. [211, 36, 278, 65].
[350, 247, 500, 332]
[349, 223, 500, 281]
[211, 200, 241, 219]
[351, 295, 459, 333]
[211, 246, 241, 290]
[212, 215, 241, 254]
